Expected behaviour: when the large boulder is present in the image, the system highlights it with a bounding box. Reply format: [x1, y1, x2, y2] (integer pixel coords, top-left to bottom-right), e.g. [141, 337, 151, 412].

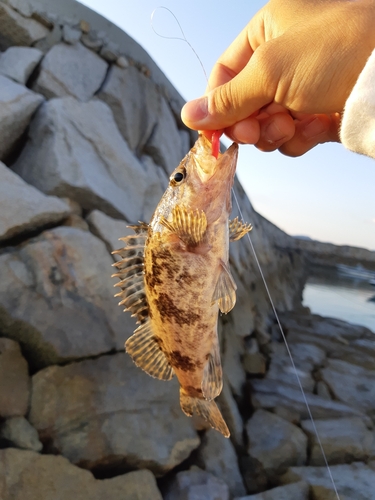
[33, 42, 108, 101]
[0, 226, 130, 369]
[12, 97, 148, 221]
[0, 75, 43, 160]
[29, 352, 200, 475]
[164, 467, 230, 500]
[0, 448, 163, 500]
[0, 161, 70, 242]
[0, 2, 48, 49]
[0, 46, 43, 84]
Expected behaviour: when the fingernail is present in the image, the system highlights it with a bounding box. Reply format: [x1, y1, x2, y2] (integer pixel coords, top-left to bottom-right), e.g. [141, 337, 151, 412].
[301, 118, 326, 140]
[264, 121, 286, 143]
[181, 97, 208, 125]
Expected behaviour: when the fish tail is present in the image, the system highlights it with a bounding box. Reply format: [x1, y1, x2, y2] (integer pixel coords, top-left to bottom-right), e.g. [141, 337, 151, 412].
[180, 389, 230, 438]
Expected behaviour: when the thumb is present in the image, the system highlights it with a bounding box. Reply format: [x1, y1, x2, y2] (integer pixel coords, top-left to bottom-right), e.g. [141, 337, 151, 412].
[181, 51, 275, 131]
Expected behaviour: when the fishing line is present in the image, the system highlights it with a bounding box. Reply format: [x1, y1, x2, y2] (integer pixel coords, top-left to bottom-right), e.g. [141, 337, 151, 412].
[151, 7, 340, 499]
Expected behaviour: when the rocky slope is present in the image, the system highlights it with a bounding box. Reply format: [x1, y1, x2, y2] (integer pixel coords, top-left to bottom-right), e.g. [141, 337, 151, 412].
[0, 1, 374, 499]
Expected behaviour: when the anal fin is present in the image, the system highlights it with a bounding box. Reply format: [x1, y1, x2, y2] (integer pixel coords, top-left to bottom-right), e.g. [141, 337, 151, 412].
[202, 338, 223, 400]
[180, 388, 230, 438]
[125, 320, 174, 381]
[229, 217, 252, 242]
[212, 262, 237, 313]
[160, 205, 207, 247]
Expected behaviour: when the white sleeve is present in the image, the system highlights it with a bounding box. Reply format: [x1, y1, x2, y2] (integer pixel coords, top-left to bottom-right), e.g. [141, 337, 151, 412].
[340, 48, 375, 159]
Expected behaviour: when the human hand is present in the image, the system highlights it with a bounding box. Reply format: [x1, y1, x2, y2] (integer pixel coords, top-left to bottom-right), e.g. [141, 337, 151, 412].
[181, 0, 375, 156]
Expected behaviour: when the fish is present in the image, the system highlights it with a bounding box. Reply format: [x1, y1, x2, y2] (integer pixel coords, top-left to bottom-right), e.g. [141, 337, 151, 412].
[111, 134, 252, 437]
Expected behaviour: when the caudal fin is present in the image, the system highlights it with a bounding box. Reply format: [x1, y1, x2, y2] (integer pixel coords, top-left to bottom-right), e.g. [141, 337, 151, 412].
[180, 389, 230, 438]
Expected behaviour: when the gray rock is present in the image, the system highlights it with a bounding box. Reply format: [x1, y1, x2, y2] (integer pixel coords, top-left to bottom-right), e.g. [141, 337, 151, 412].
[0, 226, 130, 369]
[0, 75, 44, 160]
[97, 64, 160, 153]
[233, 481, 309, 500]
[12, 97, 148, 222]
[222, 321, 246, 397]
[0, 46, 43, 84]
[140, 154, 169, 222]
[0, 338, 29, 418]
[144, 96, 184, 174]
[33, 42, 108, 101]
[86, 209, 133, 259]
[100, 40, 119, 62]
[62, 24, 81, 44]
[246, 409, 307, 476]
[197, 430, 246, 497]
[217, 378, 244, 449]
[116, 55, 129, 68]
[243, 352, 266, 375]
[251, 379, 370, 422]
[80, 32, 103, 52]
[29, 352, 200, 475]
[0, 2, 48, 49]
[164, 467, 230, 500]
[281, 462, 375, 500]
[33, 23, 62, 53]
[322, 358, 375, 414]
[316, 381, 332, 400]
[301, 417, 374, 465]
[1, 0, 33, 18]
[0, 416, 42, 451]
[0, 448, 163, 500]
[0, 161, 70, 242]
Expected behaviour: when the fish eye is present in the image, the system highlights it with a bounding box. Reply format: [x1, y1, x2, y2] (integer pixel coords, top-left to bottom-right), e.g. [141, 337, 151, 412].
[172, 167, 186, 184]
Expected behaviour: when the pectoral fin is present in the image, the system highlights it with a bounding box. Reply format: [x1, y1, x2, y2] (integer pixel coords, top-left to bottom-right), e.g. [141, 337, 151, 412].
[229, 217, 252, 242]
[212, 262, 237, 313]
[202, 338, 223, 400]
[160, 205, 207, 247]
[125, 320, 174, 381]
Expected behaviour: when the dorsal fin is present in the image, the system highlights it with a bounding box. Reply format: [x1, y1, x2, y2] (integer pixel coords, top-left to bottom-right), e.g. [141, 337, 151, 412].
[111, 222, 148, 324]
[212, 262, 237, 314]
[201, 337, 223, 400]
[125, 320, 174, 380]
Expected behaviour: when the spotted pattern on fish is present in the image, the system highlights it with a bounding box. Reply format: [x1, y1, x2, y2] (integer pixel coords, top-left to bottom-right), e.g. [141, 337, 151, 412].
[153, 292, 201, 327]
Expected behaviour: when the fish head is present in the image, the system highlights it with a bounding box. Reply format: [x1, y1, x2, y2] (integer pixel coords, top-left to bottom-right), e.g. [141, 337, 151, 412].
[167, 135, 238, 224]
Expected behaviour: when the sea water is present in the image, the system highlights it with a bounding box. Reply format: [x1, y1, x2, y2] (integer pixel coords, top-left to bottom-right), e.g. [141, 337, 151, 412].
[302, 265, 375, 332]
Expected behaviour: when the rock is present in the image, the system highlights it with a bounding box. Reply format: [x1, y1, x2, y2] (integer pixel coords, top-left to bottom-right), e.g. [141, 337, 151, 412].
[164, 467, 230, 500]
[34, 23, 62, 53]
[197, 430, 246, 497]
[246, 409, 307, 477]
[29, 352, 200, 475]
[63, 214, 89, 231]
[12, 97, 148, 222]
[250, 379, 370, 422]
[0, 3, 48, 49]
[316, 381, 332, 400]
[0, 338, 29, 418]
[0, 416, 42, 451]
[62, 24, 81, 44]
[222, 320, 246, 397]
[86, 209, 133, 259]
[217, 378, 244, 449]
[301, 417, 374, 465]
[238, 456, 268, 495]
[281, 462, 375, 500]
[144, 96, 184, 174]
[0, 448, 163, 500]
[0, 75, 44, 160]
[81, 32, 103, 52]
[0, 226, 129, 369]
[321, 359, 375, 414]
[0, 161, 70, 242]
[0, 46, 43, 84]
[97, 64, 160, 153]
[116, 55, 129, 68]
[140, 154, 169, 221]
[233, 481, 309, 500]
[100, 40, 120, 62]
[243, 352, 266, 375]
[33, 42, 108, 101]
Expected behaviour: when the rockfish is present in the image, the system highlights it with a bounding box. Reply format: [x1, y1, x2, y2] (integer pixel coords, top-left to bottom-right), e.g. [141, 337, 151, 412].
[112, 135, 251, 437]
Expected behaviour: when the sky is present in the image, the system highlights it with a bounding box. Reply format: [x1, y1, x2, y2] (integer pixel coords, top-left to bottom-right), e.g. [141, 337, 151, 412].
[81, 0, 375, 251]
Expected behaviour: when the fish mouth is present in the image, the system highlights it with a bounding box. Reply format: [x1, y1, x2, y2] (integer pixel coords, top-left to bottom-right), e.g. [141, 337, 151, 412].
[192, 135, 238, 184]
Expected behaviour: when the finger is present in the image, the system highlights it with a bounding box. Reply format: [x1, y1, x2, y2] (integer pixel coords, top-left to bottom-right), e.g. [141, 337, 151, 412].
[223, 116, 261, 144]
[181, 45, 276, 130]
[278, 114, 341, 157]
[255, 112, 296, 152]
